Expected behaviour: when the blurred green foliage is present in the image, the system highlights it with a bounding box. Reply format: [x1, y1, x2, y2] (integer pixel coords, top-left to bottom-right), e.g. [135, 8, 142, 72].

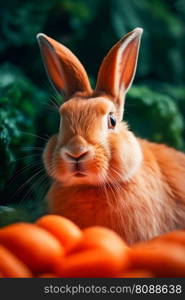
[0, 63, 42, 189]
[0, 0, 185, 225]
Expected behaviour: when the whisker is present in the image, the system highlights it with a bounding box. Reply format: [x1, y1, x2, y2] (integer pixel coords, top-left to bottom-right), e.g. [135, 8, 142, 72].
[40, 81, 62, 107]
[49, 96, 60, 109]
[18, 131, 48, 142]
[10, 167, 45, 201]
[41, 101, 59, 113]
[21, 147, 44, 151]
[11, 153, 42, 163]
[19, 170, 48, 205]
[6, 160, 43, 187]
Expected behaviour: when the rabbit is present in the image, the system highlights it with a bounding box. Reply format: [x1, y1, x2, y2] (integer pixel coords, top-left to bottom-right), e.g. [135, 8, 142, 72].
[37, 28, 185, 245]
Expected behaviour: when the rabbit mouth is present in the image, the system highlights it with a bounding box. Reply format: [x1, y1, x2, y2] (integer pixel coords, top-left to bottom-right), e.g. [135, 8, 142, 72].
[71, 162, 86, 177]
[72, 161, 83, 172]
[74, 172, 86, 177]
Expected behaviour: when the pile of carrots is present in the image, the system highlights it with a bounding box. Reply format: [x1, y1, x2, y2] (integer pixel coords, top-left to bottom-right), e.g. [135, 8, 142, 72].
[0, 214, 185, 278]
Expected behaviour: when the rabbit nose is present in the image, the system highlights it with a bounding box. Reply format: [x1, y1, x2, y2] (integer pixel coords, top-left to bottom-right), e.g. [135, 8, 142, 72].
[65, 149, 89, 161]
[64, 135, 90, 162]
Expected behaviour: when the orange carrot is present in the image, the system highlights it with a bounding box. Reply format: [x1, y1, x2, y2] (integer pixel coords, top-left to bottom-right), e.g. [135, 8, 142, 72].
[149, 230, 185, 247]
[128, 242, 185, 277]
[0, 223, 64, 274]
[57, 226, 129, 277]
[0, 245, 32, 278]
[36, 215, 82, 252]
[38, 273, 58, 278]
[56, 248, 128, 278]
[76, 226, 128, 252]
[119, 269, 154, 278]
[133, 230, 185, 250]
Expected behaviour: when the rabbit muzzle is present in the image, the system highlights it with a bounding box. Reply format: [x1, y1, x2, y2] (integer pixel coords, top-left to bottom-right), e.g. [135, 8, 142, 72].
[60, 135, 94, 178]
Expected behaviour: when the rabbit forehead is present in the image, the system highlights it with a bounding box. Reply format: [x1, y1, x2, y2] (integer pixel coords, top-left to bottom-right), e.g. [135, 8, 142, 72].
[59, 96, 115, 116]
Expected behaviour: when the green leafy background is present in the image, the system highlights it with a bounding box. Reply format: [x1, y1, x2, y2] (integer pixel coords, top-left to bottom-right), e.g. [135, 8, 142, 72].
[0, 0, 185, 226]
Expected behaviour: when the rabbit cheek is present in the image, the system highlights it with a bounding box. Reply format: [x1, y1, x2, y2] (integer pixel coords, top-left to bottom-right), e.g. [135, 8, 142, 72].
[43, 136, 70, 182]
[122, 133, 143, 181]
[108, 131, 143, 182]
[89, 146, 110, 184]
[43, 134, 59, 178]
[53, 152, 71, 182]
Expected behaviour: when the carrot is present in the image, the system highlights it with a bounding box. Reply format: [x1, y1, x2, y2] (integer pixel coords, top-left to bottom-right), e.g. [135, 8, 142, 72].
[38, 273, 58, 278]
[75, 226, 128, 252]
[0, 223, 64, 274]
[77, 227, 128, 265]
[128, 242, 185, 277]
[0, 245, 32, 278]
[133, 230, 185, 249]
[56, 248, 128, 278]
[119, 269, 154, 278]
[58, 226, 129, 276]
[149, 230, 185, 247]
[36, 215, 82, 252]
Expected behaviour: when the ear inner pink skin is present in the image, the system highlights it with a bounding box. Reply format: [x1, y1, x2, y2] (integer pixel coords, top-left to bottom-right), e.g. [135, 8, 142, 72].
[95, 28, 143, 120]
[37, 33, 92, 99]
[38, 28, 185, 245]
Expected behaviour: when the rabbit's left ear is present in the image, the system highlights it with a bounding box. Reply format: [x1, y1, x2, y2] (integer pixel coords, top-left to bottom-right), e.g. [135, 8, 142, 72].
[95, 28, 143, 119]
[37, 34, 91, 100]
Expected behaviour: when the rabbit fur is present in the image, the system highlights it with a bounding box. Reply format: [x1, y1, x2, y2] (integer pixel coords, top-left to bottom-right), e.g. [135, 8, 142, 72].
[37, 28, 185, 244]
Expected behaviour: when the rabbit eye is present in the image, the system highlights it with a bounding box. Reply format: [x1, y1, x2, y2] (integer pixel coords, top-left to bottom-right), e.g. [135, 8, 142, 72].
[108, 113, 116, 129]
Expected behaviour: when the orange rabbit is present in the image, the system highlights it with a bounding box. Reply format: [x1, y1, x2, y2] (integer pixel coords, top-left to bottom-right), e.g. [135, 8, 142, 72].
[37, 28, 185, 245]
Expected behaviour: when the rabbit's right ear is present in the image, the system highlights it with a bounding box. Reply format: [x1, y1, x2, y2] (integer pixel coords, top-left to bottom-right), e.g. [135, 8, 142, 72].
[95, 28, 143, 120]
[37, 34, 91, 100]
